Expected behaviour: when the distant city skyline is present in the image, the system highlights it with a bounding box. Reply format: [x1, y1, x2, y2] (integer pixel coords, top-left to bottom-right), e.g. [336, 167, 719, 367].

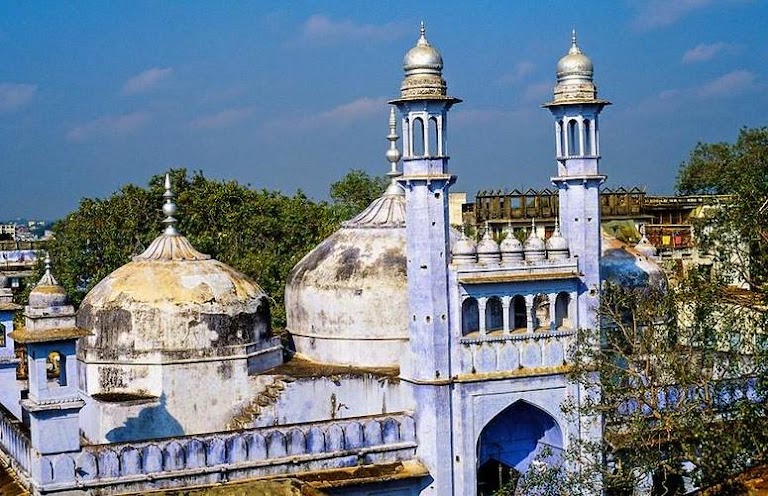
[1, 1, 766, 219]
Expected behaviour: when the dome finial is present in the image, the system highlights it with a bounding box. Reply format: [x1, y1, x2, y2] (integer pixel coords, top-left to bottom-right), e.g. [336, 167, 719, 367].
[162, 173, 179, 236]
[44, 252, 51, 277]
[570, 29, 581, 54]
[384, 107, 403, 195]
[420, 21, 426, 38]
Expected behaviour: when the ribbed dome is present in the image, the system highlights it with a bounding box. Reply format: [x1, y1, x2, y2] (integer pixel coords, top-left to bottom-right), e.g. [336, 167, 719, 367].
[286, 189, 408, 368]
[476, 230, 500, 255]
[546, 221, 570, 261]
[523, 222, 546, 262]
[452, 231, 477, 265]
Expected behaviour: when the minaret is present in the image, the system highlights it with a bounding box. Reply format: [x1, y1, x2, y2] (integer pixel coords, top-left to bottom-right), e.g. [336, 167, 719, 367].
[543, 31, 610, 330]
[10, 255, 90, 457]
[390, 23, 460, 495]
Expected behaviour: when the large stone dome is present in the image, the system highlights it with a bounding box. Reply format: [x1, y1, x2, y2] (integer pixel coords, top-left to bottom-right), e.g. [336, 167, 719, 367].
[285, 188, 408, 368]
[77, 233, 275, 396]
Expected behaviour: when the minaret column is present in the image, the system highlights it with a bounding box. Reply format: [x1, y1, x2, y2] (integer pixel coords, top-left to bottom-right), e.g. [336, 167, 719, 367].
[391, 22, 461, 496]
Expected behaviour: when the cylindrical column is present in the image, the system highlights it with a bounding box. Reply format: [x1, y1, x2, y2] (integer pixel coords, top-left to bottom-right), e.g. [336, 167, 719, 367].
[478, 297, 487, 336]
[525, 294, 534, 333]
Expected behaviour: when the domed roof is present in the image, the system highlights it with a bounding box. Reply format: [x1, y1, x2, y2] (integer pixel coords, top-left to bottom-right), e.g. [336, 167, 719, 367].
[556, 31, 593, 80]
[78, 176, 272, 381]
[500, 231, 523, 253]
[546, 31, 608, 106]
[476, 229, 500, 255]
[601, 233, 665, 288]
[285, 185, 408, 368]
[28, 254, 68, 308]
[523, 222, 546, 252]
[545, 220, 569, 252]
[403, 23, 443, 76]
[452, 231, 477, 256]
[395, 23, 454, 101]
[634, 225, 658, 258]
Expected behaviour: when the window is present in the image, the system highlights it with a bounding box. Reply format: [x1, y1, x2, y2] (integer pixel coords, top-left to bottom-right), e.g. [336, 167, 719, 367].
[412, 118, 425, 156]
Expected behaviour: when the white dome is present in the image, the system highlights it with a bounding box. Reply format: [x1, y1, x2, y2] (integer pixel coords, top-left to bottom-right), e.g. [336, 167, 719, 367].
[78, 233, 273, 396]
[285, 191, 408, 368]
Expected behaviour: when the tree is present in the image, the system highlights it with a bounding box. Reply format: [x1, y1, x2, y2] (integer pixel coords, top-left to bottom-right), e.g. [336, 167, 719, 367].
[43, 169, 363, 329]
[534, 129, 768, 495]
[329, 169, 389, 219]
[676, 127, 768, 287]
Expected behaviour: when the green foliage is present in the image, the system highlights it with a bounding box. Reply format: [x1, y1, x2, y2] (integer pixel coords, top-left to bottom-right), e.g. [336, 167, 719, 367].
[45, 169, 359, 329]
[676, 127, 768, 197]
[551, 128, 768, 493]
[329, 169, 389, 218]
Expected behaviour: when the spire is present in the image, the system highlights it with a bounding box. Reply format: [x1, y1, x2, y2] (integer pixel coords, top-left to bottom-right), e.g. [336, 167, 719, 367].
[570, 29, 580, 54]
[162, 173, 178, 236]
[384, 107, 403, 196]
[37, 252, 58, 287]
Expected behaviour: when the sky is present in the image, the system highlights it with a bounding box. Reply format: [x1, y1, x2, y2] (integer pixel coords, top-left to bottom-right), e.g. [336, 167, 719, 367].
[1, 0, 767, 220]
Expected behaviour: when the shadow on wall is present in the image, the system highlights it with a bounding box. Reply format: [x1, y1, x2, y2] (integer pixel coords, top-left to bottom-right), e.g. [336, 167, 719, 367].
[105, 394, 184, 443]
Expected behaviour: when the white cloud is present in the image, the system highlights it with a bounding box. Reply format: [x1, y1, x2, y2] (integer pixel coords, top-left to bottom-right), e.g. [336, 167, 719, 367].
[521, 81, 552, 103]
[265, 96, 386, 131]
[631, 0, 712, 30]
[496, 62, 536, 85]
[319, 97, 385, 121]
[696, 69, 757, 97]
[190, 106, 255, 130]
[66, 112, 150, 142]
[299, 15, 406, 43]
[0, 83, 37, 113]
[122, 67, 173, 95]
[682, 42, 729, 63]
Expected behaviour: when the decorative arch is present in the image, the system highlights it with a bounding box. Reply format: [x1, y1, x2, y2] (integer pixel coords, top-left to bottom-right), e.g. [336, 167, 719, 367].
[462, 298, 479, 335]
[567, 119, 579, 156]
[428, 116, 439, 156]
[476, 400, 564, 494]
[583, 119, 592, 155]
[511, 295, 527, 331]
[555, 292, 571, 329]
[485, 297, 503, 332]
[47, 351, 66, 386]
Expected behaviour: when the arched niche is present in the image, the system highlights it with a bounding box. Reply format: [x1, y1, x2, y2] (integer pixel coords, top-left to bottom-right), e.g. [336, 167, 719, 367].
[476, 400, 564, 494]
[462, 298, 479, 336]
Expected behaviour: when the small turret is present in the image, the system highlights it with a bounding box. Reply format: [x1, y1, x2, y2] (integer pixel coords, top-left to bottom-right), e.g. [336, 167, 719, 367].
[523, 219, 546, 262]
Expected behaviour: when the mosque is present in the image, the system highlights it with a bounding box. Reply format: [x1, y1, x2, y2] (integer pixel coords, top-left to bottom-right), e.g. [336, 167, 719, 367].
[0, 26, 660, 495]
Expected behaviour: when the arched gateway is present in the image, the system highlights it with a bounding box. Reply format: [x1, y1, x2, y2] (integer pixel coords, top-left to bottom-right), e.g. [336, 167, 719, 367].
[476, 401, 564, 494]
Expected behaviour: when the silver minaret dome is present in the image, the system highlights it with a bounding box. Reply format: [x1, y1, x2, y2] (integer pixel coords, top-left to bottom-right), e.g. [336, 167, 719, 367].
[397, 22, 451, 100]
[556, 30, 594, 82]
[403, 22, 443, 76]
[546, 30, 608, 105]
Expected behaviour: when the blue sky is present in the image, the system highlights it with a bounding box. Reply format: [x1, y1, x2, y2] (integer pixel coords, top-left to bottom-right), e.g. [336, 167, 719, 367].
[1, 1, 766, 219]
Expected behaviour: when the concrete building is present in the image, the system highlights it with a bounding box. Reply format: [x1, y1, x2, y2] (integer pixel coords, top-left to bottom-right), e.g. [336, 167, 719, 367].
[0, 28, 660, 495]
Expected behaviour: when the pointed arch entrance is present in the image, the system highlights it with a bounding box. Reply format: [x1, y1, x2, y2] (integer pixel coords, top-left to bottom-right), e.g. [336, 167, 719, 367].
[476, 401, 564, 495]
